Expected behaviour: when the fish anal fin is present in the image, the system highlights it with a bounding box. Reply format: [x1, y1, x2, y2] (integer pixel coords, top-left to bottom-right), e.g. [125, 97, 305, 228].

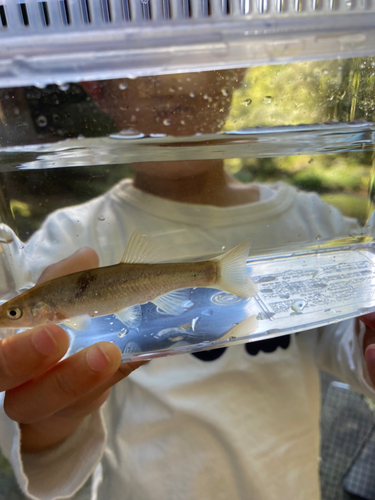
[121, 230, 163, 264]
[62, 315, 91, 331]
[152, 289, 190, 316]
[115, 304, 142, 329]
[222, 315, 258, 340]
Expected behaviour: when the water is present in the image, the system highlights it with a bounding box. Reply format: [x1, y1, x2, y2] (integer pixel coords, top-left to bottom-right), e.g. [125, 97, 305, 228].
[0, 60, 375, 360]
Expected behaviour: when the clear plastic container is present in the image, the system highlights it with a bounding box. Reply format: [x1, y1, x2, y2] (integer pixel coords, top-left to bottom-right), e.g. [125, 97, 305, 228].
[0, 0, 375, 361]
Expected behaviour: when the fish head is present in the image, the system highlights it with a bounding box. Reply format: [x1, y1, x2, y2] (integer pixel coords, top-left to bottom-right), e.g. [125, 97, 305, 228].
[0, 297, 54, 329]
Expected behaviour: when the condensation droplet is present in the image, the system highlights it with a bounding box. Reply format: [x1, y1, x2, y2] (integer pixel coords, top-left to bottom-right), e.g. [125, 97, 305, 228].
[163, 118, 171, 126]
[118, 328, 129, 338]
[291, 300, 307, 313]
[36, 115, 48, 127]
[242, 98, 252, 106]
[263, 96, 273, 104]
[119, 82, 128, 90]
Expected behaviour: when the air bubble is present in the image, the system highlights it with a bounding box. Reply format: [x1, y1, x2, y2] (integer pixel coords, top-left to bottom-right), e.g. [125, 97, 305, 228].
[291, 300, 307, 313]
[36, 115, 48, 127]
[118, 328, 128, 338]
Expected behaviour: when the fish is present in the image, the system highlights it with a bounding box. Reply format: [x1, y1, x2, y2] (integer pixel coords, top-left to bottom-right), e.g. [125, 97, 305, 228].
[0, 230, 258, 335]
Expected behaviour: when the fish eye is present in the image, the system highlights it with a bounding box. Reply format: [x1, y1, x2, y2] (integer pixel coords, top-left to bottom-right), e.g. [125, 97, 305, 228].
[6, 307, 22, 320]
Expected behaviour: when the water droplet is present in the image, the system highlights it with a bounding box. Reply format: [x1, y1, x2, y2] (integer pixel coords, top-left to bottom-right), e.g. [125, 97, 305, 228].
[192, 317, 199, 331]
[36, 115, 48, 127]
[118, 328, 128, 338]
[242, 98, 252, 106]
[263, 96, 273, 104]
[200, 309, 212, 317]
[58, 83, 70, 91]
[163, 118, 171, 126]
[98, 215, 105, 221]
[291, 300, 307, 313]
[189, 92, 195, 98]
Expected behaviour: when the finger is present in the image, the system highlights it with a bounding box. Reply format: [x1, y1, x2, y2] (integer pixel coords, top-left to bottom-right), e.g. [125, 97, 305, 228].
[4, 342, 121, 424]
[55, 360, 147, 419]
[0, 325, 69, 392]
[37, 247, 99, 284]
[359, 313, 375, 331]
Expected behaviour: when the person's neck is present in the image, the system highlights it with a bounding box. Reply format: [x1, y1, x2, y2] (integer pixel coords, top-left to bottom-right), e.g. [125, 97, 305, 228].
[133, 160, 259, 207]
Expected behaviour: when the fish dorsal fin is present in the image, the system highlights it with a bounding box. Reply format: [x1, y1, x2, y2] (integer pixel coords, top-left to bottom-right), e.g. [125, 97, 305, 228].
[152, 289, 190, 316]
[62, 315, 91, 331]
[121, 230, 163, 264]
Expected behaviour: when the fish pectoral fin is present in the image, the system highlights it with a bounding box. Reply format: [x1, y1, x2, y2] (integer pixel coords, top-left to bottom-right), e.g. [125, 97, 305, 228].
[62, 315, 91, 331]
[121, 229, 164, 264]
[221, 315, 258, 340]
[152, 289, 190, 316]
[115, 304, 142, 329]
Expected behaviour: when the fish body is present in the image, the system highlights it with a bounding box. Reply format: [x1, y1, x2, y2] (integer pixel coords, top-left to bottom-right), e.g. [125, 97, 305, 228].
[0, 230, 258, 331]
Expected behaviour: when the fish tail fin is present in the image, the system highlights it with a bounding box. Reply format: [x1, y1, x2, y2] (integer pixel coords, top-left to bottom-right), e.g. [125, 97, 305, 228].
[213, 240, 258, 297]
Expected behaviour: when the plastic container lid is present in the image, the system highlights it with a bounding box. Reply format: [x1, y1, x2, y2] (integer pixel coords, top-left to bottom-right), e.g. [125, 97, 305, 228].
[0, 0, 375, 88]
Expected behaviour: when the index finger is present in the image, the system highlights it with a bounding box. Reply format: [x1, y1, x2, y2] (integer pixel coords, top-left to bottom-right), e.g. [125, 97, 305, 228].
[0, 325, 69, 392]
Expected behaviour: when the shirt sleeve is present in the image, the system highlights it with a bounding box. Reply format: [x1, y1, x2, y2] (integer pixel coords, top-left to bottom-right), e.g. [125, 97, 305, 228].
[0, 394, 107, 500]
[315, 319, 375, 400]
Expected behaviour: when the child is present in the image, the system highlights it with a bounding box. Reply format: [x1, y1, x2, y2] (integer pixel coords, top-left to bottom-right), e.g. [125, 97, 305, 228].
[0, 68, 375, 500]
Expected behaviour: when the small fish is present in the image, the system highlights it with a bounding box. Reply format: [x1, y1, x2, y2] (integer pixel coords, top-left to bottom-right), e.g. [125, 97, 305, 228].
[0, 230, 258, 332]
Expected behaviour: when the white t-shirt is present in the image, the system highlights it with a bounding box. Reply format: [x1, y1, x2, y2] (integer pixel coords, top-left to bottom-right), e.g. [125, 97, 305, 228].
[0, 180, 373, 500]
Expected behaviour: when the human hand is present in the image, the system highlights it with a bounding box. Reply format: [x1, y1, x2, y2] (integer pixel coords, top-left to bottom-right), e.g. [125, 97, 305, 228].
[1, 248, 145, 453]
[359, 314, 375, 388]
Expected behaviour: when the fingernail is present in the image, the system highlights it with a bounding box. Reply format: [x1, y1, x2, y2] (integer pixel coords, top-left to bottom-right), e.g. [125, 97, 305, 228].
[365, 345, 375, 366]
[86, 345, 110, 372]
[31, 327, 58, 356]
